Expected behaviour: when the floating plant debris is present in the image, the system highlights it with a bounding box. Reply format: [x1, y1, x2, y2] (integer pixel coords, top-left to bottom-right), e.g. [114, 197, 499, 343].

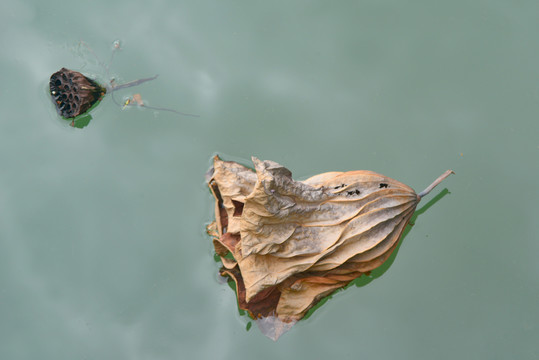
[50, 68, 106, 119]
[49, 41, 198, 127]
[206, 156, 453, 340]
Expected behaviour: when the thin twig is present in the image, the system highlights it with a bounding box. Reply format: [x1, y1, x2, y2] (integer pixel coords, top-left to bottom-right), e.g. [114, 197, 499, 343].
[110, 76, 199, 117]
[108, 75, 159, 92]
[80, 40, 107, 73]
[78, 41, 198, 118]
[106, 46, 120, 78]
[418, 170, 455, 198]
[140, 104, 200, 117]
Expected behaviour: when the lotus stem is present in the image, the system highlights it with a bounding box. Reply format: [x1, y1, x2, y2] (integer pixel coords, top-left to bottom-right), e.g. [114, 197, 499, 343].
[418, 170, 454, 198]
[108, 75, 159, 92]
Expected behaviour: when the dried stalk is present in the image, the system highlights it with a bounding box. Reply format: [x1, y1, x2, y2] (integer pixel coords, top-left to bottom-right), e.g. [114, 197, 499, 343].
[418, 170, 455, 198]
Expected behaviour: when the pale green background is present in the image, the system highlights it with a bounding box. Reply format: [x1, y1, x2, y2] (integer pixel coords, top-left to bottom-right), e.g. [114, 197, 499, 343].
[1, 0, 538, 359]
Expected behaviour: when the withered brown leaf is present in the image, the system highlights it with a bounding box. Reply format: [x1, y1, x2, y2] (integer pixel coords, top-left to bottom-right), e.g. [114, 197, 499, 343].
[207, 156, 453, 340]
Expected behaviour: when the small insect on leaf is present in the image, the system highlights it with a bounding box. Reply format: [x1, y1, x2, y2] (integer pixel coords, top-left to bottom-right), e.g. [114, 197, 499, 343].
[206, 156, 454, 340]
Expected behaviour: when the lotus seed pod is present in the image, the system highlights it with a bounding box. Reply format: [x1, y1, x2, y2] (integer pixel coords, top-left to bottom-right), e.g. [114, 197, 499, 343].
[49, 68, 106, 118]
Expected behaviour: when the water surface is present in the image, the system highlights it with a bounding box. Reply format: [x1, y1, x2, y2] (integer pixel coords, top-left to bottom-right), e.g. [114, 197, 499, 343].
[1, 0, 538, 359]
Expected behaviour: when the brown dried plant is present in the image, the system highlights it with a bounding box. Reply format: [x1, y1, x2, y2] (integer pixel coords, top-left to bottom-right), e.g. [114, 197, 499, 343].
[207, 156, 453, 340]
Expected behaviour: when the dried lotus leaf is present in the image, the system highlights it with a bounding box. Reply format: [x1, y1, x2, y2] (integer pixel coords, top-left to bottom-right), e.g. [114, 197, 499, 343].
[206, 155, 453, 338]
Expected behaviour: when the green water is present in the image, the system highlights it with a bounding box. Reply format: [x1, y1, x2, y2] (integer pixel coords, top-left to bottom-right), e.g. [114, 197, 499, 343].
[1, 0, 538, 358]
